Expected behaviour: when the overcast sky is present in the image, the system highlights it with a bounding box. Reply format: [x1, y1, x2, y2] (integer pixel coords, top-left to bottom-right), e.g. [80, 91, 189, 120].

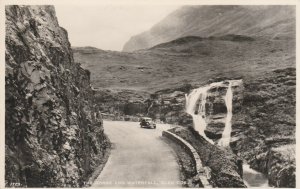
[55, 5, 180, 51]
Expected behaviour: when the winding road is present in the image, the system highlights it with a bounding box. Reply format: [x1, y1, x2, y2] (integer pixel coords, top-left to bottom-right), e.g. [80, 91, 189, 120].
[92, 121, 181, 187]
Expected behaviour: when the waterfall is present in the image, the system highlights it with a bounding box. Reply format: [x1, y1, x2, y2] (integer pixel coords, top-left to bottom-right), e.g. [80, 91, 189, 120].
[185, 82, 223, 143]
[185, 80, 241, 145]
[218, 81, 233, 147]
[147, 102, 154, 115]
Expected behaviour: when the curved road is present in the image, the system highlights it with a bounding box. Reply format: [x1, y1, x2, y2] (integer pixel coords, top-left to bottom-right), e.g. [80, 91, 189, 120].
[92, 121, 181, 187]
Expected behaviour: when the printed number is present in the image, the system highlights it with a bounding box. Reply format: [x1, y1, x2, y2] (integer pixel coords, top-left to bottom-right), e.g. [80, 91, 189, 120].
[10, 182, 21, 187]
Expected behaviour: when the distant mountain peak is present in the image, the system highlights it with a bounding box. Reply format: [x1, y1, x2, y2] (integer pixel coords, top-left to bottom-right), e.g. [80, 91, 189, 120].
[122, 5, 295, 52]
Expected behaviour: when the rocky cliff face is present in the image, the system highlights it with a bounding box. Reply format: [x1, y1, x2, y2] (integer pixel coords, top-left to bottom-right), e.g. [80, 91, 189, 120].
[5, 5, 109, 187]
[123, 5, 295, 52]
[232, 67, 296, 187]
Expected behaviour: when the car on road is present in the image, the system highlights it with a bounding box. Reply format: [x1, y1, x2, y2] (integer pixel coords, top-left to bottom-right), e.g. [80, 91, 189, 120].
[140, 117, 156, 129]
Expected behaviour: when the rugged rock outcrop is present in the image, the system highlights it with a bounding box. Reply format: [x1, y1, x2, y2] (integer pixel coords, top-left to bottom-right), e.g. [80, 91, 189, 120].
[123, 5, 295, 51]
[231, 67, 296, 187]
[146, 80, 244, 140]
[169, 127, 246, 187]
[141, 84, 191, 123]
[5, 5, 109, 187]
[249, 145, 295, 187]
[93, 89, 149, 121]
[147, 68, 295, 187]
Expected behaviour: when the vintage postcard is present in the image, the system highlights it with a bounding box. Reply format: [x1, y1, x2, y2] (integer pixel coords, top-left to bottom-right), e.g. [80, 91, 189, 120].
[1, 0, 298, 188]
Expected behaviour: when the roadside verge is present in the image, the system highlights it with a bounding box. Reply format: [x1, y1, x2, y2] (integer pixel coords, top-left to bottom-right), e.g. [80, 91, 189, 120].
[85, 137, 112, 187]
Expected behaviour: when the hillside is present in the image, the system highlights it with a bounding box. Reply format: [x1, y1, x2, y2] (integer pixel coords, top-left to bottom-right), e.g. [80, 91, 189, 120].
[123, 5, 295, 52]
[73, 34, 295, 94]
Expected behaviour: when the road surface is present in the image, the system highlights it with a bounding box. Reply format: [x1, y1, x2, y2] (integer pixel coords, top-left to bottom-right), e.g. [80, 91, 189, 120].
[92, 121, 181, 187]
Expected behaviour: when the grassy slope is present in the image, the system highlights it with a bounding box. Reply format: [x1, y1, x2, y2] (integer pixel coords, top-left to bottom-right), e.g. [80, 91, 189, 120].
[73, 35, 295, 94]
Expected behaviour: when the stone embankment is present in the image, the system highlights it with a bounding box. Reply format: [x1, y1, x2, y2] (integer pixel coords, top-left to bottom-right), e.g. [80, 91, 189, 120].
[163, 130, 212, 187]
[165, 127, 246, 188]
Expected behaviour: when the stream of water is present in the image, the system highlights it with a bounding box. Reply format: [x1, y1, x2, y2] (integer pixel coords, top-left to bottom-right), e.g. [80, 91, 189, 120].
[243, 164, 270, 188]
[218, 81, 233, 147]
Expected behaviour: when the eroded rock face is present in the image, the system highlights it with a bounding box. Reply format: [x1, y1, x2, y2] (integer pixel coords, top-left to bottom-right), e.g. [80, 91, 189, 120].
[204, 80, 244, 141]
[147, 91, 188, 123]
[232, 68, 296, 187]
[148, 70, 295, 187]
[169, 127, 246, 188]
[5, 5, 109, 187]
[147, 81, 244, 143]
[248, 145, 295, 187]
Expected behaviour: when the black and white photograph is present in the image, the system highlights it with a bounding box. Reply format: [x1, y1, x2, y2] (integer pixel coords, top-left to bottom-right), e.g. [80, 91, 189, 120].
[3, 0, 298, 188]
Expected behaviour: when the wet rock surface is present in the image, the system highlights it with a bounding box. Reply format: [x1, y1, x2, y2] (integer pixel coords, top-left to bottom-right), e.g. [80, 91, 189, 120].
[249, 145, 295, 187]
[5, 5, 109, 187]
[146, 69, 295, 187]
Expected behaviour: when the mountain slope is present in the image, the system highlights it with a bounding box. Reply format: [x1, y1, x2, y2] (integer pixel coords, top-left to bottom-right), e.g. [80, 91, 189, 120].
[123, 5, 295, 52]
[74, 35, 295, 93]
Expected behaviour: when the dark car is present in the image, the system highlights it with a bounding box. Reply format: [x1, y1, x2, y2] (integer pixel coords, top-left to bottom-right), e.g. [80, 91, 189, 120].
[140, 117, 156, 129]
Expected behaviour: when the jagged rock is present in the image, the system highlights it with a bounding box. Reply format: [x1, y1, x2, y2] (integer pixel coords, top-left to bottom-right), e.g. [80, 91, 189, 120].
[249, 145, 295, 187]
[5, 5, 109, 187]
[230, 68, 296, 188]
